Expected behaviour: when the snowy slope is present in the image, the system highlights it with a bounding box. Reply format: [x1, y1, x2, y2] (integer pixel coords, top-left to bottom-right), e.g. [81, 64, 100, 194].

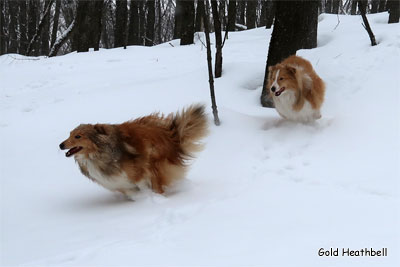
[1, 13, 399, 267]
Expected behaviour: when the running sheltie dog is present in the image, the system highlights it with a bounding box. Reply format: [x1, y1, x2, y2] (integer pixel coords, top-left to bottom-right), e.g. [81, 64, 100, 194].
[267, 55, 325, 123]
[59, 104, 208, 196]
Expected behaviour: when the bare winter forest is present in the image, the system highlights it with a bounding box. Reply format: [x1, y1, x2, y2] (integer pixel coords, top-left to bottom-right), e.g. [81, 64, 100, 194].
[1, 1, 400, 266]
[1, 0, 399, 58]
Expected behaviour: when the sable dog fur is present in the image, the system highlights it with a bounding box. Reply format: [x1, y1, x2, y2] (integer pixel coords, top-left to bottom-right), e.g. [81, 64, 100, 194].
[267, 55, 325, 122]
[60, 105, 208, 196]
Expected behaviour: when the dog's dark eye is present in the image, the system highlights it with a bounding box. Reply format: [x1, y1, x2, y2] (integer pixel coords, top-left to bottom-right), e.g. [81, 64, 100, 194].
[75, 135, 81, 139]
[279, 77, 284, 80]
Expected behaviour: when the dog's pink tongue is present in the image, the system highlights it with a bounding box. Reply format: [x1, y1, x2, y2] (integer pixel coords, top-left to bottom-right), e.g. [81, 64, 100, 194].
[66, 147, 82, 157]
[275, 87, 285, 96]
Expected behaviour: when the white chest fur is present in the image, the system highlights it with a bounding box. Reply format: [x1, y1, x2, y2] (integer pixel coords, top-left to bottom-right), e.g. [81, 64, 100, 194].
[273, 90, 320, 123]
[75, 156, 134, 191]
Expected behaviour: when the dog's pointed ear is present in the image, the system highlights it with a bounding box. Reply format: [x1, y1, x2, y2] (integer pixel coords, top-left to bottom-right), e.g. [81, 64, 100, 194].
[286, 65, 297, 76]
[94, 124, 107, 135]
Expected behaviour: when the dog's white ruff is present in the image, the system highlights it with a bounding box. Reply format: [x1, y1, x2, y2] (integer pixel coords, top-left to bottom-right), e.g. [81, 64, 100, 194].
[273, 90, 321, 123]
[75, 155, 136, 193]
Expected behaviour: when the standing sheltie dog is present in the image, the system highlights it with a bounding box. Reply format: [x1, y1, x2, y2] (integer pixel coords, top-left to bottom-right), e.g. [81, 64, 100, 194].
[59, 104, 208, 197]
[267, 55, 325, 123]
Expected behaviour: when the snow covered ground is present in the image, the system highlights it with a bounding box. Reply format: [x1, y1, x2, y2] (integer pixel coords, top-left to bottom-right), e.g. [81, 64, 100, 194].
[1, 13, 399, 267]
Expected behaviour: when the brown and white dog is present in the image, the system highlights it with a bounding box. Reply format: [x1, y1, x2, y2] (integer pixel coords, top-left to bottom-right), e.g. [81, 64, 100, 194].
[59, 104, 208, 197]
[267, 55, 325, 123]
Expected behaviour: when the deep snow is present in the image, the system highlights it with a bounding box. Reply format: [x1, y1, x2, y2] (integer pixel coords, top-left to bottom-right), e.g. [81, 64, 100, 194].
[1, 13, 399, 267]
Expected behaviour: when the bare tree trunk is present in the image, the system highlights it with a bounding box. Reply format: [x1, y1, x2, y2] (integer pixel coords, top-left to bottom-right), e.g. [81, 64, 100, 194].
[378, 0, 387, 12]
[50, 0, 61, 47]
[239, 1, 245, 25]
[18, 0, 28, 55]
[180, 0, 195, 45]
[27, 0, 38, 54]
[246, 0, 257, 29]
[174, 0, 183, 38]
[0, 0, 5, 55]
[203, 0, 220, 126]
[219, 0, 226, 30]
[90, 0, 104, 51]
[227, 0, 236, 31]
[40, 0, 52, 55]
[260, 0, 266, 27]
[195, 0, 205, 32]
[332, 0, 340, 14]
[157, 0, 162, 43]
[146, 0, 156, 46]
[49, 18, 76, 57]
[358, 0, 367, 13]
[351, 0, 357, 14]
[358, 0, 377, 45]
[388, 0, 399, 23]
[371, 0, 379, 13]
[115, 0, 128, 48]
[101, 0, 112, 49]
[261, 0, 319, 107]
[26, 0, 54, 56]
[265, 0, 276, 29]
[139, 2, 146, 45]
[72, 0, 89, 52]
[8, 0, 18, 53]
[128, 0, 141, 45]
[211, 0, 223, 77]
[325, 0, 332, 13]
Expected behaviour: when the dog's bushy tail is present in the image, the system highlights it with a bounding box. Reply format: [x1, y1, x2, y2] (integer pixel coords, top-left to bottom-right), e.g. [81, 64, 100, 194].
[170, 104, 208, 156]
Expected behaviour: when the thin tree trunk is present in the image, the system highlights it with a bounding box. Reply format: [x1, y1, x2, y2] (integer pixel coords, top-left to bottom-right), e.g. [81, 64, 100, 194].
[260, 0, 266, 27]
[49, 18, 76, 57]
[115, 0, 128, 48]
[325, 0, 332, 13]
[388, 0, 399, 23]
[50, 0, 61, 47]
[246, 0, 257, 29]
[18, 0, 28, 55]
[101, 0, 112, 48]
[351, 0, 357, 14]
[195, 0, 205, 32]
[128, 0, 140, 45]
[378, 0, 387, 12]
[211, 0, 222, 77]
[239, 1, 245, 25]
[180, 0, 195, 45]
[227, 0, 236, 31]
[358, 0, 377, 45]
[72, 0, 90, 52]
[358, 0, 367, 13]
[139, 1, 146, 45]
[157, 0, 162, 43]
[219, 0, 226, 30]
[8, 0, 18, 53]
[203, 0, 220, 126]
[146, 0, 156, 46]
[90, 0, 104, 51]
[265, 0, 276, 29]
[26, 0, 54, 56]
[332, 0, 340, 14]
[371, 0, 379, 13]
[0, 0, 5, 55]
[174, 0, 183, 38]
[40, 0, 52, 55]
[27, 0, 39, 55]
